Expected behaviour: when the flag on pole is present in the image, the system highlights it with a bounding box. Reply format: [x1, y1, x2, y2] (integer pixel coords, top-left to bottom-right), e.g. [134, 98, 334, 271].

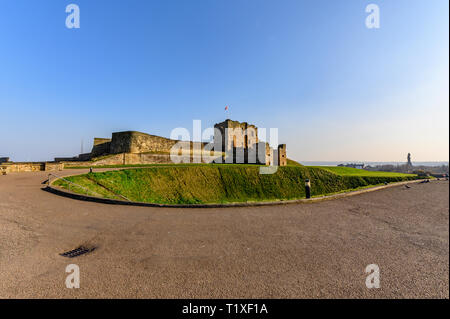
[225, 105, 229, 111]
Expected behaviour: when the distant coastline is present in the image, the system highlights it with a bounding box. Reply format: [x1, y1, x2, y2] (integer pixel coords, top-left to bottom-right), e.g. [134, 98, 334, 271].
[299, 161, 449, 167]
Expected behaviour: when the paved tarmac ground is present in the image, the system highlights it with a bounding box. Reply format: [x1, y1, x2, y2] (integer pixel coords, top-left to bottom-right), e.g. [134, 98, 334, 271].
[0, 169, 448, 298]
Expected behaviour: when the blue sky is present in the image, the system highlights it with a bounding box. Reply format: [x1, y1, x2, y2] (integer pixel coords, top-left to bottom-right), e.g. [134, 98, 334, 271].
[0, 0, 448, 162]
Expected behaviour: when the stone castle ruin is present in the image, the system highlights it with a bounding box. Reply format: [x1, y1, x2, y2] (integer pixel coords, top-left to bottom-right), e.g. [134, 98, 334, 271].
[56, 119, 287, 167]
[1, 119, 286, 173]
[56, 131, 214, 166]
[91, 132, 181, 158]
[55, 119, 287, 167]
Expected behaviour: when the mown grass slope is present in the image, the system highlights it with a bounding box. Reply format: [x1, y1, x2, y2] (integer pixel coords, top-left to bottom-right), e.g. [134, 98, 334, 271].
[54, 165, 418, 205]
[65, 159, 303, 169]
[309, 166, 413, 177]
[286, 158, 303, 167]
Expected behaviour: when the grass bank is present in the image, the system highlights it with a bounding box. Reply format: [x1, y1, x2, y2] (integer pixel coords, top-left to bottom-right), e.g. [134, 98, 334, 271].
[53, 165, 418, 205]
[64, 158, 303, 169]
[309, 166, 414, 177]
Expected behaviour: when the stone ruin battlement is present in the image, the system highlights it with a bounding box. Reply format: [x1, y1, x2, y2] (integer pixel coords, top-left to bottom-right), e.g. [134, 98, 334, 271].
[55, 120, 287, 167]
[1, 120, 286, 173]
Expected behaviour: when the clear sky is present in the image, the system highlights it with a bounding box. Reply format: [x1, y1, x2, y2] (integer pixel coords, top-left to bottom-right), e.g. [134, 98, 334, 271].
[0, 0, 448, 162]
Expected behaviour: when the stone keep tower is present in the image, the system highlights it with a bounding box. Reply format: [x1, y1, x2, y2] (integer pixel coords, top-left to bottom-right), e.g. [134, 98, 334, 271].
[214, 119, 259, 164]
[214, 119, 258, 152]
[213, 119, 286, 166]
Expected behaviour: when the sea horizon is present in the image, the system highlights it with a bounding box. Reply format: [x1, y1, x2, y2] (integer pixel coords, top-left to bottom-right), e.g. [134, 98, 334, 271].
[299, 161, 449, 167]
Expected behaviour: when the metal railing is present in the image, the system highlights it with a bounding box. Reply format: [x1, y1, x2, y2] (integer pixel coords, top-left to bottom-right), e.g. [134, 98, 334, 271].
[48, 173, 131, 201]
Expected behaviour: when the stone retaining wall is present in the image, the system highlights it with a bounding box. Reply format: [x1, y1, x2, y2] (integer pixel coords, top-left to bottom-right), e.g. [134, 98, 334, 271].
[63, 152, 223, 167]
[1, 162, 64, 173]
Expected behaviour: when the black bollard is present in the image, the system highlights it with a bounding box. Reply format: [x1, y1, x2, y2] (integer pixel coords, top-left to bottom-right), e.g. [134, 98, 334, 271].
[305, 179, 311, 199]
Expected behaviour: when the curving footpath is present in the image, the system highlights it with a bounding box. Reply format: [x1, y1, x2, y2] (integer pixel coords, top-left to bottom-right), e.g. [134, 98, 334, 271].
[0, 169, 448, 298]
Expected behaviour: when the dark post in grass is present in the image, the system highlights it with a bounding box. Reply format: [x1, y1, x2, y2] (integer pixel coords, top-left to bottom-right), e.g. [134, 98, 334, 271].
[305, 179, 311, 199]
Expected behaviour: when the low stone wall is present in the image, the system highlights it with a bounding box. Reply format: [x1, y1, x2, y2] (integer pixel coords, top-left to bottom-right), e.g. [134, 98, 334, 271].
[44, 162, 65, 171]
[63, 152, 223, 167]
[1, 162, 64, 173]
[62, 154, 125, 167]
[132, 152, 222, 164]
[126, 153, 174, 165]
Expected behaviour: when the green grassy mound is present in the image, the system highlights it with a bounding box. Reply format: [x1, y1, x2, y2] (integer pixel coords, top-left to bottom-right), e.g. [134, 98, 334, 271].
[53, 165, 418, 205]
[286, 158, 303, 167]
[309, 166, 414, 177]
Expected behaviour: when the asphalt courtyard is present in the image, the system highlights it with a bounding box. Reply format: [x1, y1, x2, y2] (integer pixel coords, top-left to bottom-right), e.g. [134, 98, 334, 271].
[0, 169, 448, 298]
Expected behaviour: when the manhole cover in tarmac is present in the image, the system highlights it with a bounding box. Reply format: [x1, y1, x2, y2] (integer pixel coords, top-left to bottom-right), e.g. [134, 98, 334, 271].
[60, 246, 96, 258]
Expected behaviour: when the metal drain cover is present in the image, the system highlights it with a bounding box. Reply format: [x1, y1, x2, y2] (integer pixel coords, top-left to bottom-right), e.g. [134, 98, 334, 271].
[60, 246, 96, 258]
